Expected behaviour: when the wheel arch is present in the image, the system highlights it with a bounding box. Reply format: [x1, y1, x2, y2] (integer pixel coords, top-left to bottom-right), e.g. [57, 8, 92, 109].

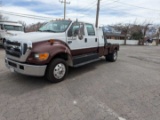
[49, 52, 73, 67]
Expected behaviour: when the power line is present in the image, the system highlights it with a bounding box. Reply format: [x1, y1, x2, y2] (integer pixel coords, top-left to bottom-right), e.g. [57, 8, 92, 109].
[115, 1, 160, 13]
[79, 6, 97, 19]
[77, 0, 97, 12]
[0, 10, 55, 20]
[101, 0, 119, 5]
[99, 7, 160, 21]
[98, 0, 160, 21]
[2, 13, 50, 20]
[79, 3, 97, 14]
[81, 2, 160, 20]
[80, 0, 118, 15]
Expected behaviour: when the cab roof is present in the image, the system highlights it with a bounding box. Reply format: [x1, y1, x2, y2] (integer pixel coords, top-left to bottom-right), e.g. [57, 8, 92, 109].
[0, 21, 23, 26]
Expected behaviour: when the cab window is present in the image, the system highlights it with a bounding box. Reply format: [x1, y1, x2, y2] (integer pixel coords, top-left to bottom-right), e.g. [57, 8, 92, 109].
[68, 22, 84, 37]
[3, 25, 23, 31]
[86, 23, 95, 36]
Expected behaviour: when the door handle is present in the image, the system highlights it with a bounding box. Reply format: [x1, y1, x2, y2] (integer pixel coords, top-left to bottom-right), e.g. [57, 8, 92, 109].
[95, 38, 97, 42]
[68, 41, 72, 44]
[85, 38, 87, 43]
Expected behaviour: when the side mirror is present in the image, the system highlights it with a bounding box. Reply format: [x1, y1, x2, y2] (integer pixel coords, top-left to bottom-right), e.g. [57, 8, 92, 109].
[78, 33, 83, 40]
[24, 27, 26, 33]
[73, 29, 79, 36]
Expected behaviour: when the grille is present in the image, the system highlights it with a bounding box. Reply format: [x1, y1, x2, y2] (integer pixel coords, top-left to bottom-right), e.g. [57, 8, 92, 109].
[5, 40, 22, 58]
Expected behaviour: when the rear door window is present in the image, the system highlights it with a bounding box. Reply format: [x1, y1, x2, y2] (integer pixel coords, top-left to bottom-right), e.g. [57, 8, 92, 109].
[86, 23, 95, 36]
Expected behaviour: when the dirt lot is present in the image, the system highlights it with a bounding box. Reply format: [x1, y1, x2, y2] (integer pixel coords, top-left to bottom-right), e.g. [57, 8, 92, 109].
[0, 46, 160, 120]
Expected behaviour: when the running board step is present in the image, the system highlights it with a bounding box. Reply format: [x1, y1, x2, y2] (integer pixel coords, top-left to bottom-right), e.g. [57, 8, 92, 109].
[73, 58, 100, 67]
[73, 53, 100, 67]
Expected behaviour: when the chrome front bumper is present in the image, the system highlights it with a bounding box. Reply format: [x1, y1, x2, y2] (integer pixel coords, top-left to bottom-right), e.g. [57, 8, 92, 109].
[5, 58, 47, 77]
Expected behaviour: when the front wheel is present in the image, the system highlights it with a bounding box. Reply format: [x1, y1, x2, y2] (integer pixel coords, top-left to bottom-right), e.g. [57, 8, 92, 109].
[105, 51, 118, 62]
[45, 58, 68, 83]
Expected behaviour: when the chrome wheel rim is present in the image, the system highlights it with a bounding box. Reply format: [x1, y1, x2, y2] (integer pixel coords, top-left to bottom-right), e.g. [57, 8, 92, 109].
[53, 63, 66, 79]
[113, 52, 117, 60]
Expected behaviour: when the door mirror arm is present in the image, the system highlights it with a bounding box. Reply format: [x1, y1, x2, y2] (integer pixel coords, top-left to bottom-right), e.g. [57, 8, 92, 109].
[78, 33, 83, 40]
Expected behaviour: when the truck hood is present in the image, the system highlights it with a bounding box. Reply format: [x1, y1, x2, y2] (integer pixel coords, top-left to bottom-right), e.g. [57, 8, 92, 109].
[6, 30, 24, 35]
[8, 32, 66, 43]
[0, 30, 24, 38]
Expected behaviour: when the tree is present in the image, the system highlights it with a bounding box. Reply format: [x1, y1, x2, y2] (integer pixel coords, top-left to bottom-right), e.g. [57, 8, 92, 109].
[18, 21, 27, 32]
[113, 23, 130, 45]
[130, 21, 152, 45]
[140, 21, 152, 45]
[130, 25, 143, 40]
[156, 27, 160, 46]
[130, 30, 143, 40]
[25, 22, 46, 32]
[18, 21, 27, 27]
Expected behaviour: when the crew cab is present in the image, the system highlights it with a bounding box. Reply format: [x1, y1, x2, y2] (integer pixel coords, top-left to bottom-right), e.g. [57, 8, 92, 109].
[4, 20, 119, 83]
[0, 21, 24, 46]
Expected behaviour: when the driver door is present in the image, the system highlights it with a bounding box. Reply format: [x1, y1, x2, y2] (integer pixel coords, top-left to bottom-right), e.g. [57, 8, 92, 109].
[67, 22, 86, 56]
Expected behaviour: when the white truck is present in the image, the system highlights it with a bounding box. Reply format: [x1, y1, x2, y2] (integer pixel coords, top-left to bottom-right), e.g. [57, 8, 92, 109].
[0, 21, 24, 46]
[4, 20, 119, 83]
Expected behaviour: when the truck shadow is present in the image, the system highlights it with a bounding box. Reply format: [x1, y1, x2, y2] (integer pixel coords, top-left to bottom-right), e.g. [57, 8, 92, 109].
[0, 46, 5, 49]
[13, 58, 107, 84]
[67, 58, 107, 79]
[1, 58, 108, 96]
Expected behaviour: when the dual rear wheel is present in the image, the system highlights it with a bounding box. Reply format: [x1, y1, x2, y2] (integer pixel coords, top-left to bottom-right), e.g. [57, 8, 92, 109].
[105, 50, 118, 62]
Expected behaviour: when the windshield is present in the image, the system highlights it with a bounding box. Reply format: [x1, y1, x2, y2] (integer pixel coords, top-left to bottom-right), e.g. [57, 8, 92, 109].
[4, 25, 23, 31]
[39, 20, 71, 33]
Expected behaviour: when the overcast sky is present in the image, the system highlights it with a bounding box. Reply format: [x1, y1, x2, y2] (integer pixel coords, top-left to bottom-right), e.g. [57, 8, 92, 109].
[0, 0, 160, 25]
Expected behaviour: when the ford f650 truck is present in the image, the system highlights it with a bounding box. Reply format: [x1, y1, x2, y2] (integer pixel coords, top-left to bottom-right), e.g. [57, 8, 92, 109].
[4, 20, 119, 83]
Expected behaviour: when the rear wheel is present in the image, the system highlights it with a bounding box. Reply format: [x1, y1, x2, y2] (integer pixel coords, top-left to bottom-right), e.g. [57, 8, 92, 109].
[45, 58, 68, 83]
[105, 50, 118, 62]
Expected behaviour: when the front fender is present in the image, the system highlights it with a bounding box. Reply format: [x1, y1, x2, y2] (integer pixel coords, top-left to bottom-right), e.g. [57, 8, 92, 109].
[26, 40, 72, 65]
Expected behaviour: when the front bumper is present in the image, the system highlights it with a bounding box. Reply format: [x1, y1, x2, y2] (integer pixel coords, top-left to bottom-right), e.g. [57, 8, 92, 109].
[5, 58, 47, 77]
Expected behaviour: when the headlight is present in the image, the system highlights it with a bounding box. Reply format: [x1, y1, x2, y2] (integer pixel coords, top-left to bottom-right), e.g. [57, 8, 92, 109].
[34, 53, 49, 61]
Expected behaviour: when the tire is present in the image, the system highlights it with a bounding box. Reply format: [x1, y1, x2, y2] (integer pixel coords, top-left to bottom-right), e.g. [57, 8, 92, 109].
[45, 58, 68, 83]
[105, 50, 118, 62]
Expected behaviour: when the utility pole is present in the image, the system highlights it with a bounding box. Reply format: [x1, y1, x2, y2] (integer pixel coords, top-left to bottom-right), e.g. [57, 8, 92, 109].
[59, 0, 70, 20]
[95, 0, 101, 28]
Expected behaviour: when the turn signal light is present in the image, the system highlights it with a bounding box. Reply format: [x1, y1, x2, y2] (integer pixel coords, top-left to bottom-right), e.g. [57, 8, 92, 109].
[35, 53, 49, 61]
[48, 39, 54, 45]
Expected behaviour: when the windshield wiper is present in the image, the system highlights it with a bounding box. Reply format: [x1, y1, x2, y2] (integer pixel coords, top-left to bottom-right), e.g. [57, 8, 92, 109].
[38, 30, 56, 33]
[38, 30, 43, 32]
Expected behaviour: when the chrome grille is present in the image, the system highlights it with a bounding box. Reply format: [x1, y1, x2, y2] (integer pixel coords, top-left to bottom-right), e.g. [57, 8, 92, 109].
[5, 40, 22, 58]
